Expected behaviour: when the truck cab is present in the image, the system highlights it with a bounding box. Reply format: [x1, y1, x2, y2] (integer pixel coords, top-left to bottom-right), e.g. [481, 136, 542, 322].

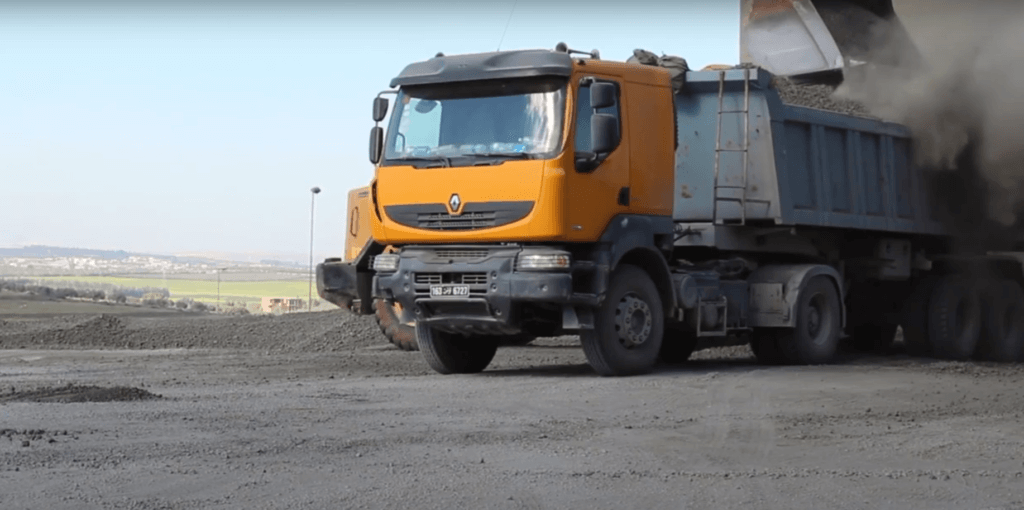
[369, 49, 675, 245]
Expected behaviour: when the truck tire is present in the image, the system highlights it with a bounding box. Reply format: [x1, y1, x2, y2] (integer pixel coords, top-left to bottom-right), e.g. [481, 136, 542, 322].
[776, 275, 841, 365]
[975, 280, 1024, 362]
[416, 322, 498, 375]
[374, 299, 418, 351]
[659, 323, 698, 364]
[927, 276, 981, 361]
[901, 278, 936, 356]
[751, 329, 788, 365]
[580, 265, 664, 376]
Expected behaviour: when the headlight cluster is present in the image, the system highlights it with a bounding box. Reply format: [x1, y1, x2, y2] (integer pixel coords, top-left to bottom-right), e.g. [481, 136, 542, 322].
[516, 250, 571, 271]
[371, 253, 400, 273]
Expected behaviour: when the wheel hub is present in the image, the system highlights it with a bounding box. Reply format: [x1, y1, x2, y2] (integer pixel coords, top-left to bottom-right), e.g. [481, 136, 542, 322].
[808, 306, 821, 338]
[616, 294, 653, 348]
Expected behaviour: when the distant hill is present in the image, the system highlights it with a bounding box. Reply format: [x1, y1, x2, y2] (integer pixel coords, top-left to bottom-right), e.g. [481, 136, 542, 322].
[0, 245, 137, 260]
[0, 245, 305, 269]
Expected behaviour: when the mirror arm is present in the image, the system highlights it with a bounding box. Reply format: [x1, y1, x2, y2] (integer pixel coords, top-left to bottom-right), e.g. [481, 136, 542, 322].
[574, 151, 607, 173]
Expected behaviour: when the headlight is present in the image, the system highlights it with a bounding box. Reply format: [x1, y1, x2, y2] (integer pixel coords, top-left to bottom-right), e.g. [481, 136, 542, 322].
[372, 253, 400, 273]
[516, 250, 571, 271]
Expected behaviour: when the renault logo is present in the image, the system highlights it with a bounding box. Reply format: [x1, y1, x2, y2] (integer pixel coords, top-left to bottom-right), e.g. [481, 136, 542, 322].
[448, 193, 462, 215]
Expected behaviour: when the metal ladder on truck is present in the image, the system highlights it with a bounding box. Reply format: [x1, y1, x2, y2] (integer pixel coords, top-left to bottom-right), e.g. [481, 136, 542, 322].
[712, 68, 769, 225]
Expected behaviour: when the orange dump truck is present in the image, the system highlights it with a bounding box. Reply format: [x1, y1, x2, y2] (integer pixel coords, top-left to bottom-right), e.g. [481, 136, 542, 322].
[318, 1, 1024, 376]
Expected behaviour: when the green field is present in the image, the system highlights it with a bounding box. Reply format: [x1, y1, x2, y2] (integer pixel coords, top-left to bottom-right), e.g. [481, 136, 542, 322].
[35, 276, 311, 305]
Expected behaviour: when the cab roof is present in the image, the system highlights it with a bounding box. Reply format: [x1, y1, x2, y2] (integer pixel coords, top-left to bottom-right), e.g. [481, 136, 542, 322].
[389, 49, 573, 88]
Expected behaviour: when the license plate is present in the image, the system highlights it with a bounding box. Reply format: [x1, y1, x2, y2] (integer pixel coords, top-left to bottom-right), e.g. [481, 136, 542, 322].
[430, 285, 470, 297]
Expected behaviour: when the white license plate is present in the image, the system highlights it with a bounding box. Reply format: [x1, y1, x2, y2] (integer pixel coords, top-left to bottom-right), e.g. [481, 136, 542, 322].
[430, 285, 470, 297]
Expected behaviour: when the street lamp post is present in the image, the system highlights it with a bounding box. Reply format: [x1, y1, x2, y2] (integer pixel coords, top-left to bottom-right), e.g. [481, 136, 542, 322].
[308, 186, 321, 312]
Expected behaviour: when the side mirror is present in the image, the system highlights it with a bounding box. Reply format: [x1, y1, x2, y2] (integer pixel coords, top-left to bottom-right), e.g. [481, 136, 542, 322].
[372, 97, 389, 122]
[369, 126, 384, 164]
[591, 113, 618, 154]
[590, 82, 616, 110]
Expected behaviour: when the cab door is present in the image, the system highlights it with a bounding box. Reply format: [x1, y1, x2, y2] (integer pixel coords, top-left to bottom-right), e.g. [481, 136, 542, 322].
[563, 75, 631, 242]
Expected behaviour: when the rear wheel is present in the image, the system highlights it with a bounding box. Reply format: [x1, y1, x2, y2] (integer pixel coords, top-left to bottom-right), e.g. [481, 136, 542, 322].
[927, 276, 981, 361]
[374, 299, 418, 351]
[976, 280, 1024, 362]
[416, 323, 498, 375]
[776, 276, 842, 365]
[580, 265, 664, 376]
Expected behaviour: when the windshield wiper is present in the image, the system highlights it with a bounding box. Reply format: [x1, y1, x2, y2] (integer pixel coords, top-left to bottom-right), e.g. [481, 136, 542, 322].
[392, 155, 452, 167]
[467, 152, 532, 160]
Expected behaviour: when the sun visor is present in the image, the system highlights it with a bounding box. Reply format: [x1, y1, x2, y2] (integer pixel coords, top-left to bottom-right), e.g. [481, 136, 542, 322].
[390, 50, 573, 88]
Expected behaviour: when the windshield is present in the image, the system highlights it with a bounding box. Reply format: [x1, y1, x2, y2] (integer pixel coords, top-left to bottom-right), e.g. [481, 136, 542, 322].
[383, 78, 567, 164]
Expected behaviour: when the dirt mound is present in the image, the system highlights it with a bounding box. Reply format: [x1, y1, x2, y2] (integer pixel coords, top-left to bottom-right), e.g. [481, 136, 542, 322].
[0, 310, 384, 353]
[1, 384, 161, 403]
[71, 314, 126, 337]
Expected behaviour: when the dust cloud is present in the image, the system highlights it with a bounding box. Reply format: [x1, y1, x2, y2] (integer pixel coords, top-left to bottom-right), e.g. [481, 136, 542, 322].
[834, 1, 1024, 237]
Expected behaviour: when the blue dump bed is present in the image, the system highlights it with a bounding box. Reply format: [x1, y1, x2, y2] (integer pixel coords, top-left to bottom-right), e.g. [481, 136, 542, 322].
[673, 68, 947, 237]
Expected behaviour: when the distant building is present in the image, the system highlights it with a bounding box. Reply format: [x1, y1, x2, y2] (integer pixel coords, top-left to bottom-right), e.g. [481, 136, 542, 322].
[260, 297, 304, 314]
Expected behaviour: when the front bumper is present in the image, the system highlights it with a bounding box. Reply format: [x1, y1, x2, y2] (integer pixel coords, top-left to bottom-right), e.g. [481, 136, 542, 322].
[316, 259, 373, 314]
[372, 246, 573, 334]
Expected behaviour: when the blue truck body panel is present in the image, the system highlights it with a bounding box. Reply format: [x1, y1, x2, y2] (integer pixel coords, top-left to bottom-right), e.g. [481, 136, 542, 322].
[674, 68, 946, 237]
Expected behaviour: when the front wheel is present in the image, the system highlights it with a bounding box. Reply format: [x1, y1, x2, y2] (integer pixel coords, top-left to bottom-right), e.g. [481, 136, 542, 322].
[580, 265, 664, 376]
[374, 299, 418, 351]
[416, 323, 498, 375]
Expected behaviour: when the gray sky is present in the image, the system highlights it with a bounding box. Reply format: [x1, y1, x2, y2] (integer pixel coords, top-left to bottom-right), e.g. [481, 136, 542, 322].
[1, 1, 739, 263]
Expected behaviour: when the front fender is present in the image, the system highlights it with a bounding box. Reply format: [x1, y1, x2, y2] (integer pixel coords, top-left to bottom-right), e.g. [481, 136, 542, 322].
[317, 260, 374, 315]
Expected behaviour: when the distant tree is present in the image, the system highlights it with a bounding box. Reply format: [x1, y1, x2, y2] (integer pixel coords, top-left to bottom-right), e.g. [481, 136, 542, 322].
[142, 293, 170, 308]
[53, 288, 78, 299]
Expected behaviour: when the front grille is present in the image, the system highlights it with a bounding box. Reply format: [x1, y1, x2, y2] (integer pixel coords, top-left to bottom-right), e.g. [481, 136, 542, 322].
[386, 201, 533, 232]
[416, 273, 442, 285]
[433, 249, 489, 261]
[460, 273, 489, 285]
[418, 211, 496, 230]
[415, 273, 488, 285]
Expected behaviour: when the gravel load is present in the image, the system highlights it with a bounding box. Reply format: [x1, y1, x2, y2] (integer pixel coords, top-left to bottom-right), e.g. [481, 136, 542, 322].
[772, 76, 875, 117]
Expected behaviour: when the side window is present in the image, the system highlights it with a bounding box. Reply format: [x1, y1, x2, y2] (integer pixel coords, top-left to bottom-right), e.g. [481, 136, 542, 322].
[574, 79, 621, 152]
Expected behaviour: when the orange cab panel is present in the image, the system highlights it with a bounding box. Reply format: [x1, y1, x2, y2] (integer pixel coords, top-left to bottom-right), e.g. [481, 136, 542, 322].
[344, 187, 372, 262]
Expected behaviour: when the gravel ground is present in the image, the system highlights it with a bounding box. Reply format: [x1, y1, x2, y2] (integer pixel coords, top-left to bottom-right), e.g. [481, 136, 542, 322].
[3, 308, 1024, 509]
